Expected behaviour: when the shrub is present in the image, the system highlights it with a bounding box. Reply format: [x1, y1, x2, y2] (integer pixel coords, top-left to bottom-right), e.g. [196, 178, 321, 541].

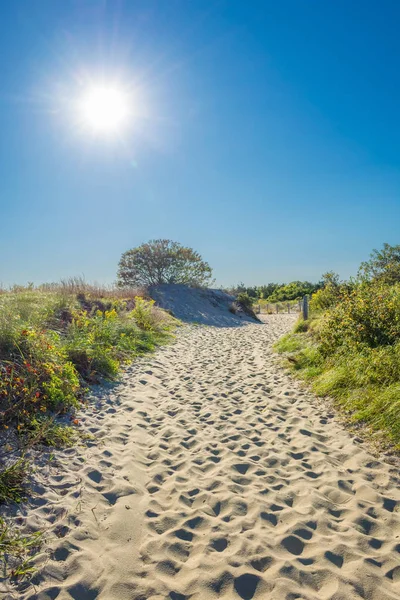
[275, 279, 400, 448]
[236, 292, 253, 310]
[310, 286, 339, 310]
[131, 297, 157, 330]
[318, 282, 400, 354]
[359, 242, 400, 285]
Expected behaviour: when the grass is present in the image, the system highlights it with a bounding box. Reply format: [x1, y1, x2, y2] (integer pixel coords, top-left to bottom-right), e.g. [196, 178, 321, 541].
[25, 417, 77, 448]
[0, 288, 176, 429]
[0, 517, 42, 580]
[0, 461, 42, 581]
[0, 282, 178, 580]
[275, 284, 400, 451]
[0, 460, 27, 504]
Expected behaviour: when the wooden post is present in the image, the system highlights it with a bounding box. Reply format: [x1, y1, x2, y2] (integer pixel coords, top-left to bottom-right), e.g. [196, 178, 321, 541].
[302, 295, 309, 320]
[287, 303, 290, 314]
[298, 299, 301, 312]
[276, 303, 279, 314]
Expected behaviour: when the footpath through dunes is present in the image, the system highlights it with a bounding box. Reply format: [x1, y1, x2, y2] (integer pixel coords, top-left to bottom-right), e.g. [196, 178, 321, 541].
[13, 315, 400, 600]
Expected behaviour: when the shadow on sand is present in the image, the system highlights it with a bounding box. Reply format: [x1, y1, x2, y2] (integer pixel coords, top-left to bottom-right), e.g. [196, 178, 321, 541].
[150, 284, 262, 328]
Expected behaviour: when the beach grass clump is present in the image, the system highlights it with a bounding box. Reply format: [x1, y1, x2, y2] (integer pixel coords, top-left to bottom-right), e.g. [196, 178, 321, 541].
[0, 460, 27, 504]
[275, 281, 400, 448]
[25, 417, 77, 448]
[0, 517, 42, 579]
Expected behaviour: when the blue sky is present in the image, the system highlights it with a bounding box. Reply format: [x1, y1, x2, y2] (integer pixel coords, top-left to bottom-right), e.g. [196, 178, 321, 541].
[1, 0, 399, 287]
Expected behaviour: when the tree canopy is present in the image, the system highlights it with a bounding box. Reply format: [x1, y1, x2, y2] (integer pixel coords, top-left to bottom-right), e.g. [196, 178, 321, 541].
[117, 239, 213, 288]
[229, 281, 321, 302]
[358, 243, 400, 285]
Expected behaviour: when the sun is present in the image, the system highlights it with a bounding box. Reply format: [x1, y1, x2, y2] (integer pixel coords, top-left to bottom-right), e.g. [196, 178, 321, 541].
[78, 85, 131, 134]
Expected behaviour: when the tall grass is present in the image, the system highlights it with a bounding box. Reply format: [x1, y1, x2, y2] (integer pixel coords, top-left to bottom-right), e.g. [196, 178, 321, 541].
[0, 288, 176, 431]
[38, 276, 146, 299]
[275, 282, 400, 450]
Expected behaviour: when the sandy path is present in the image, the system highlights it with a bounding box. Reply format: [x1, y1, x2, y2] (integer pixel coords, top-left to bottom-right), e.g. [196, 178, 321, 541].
[14, 315, 400, 600]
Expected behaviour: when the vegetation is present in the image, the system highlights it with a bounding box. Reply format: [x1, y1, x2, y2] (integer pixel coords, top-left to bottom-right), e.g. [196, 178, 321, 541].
[267, 280, 319, 302]
[0, 281, 177, 578]
[0, 287, 174, 431]
[117, 239, 213, 288]
[236, 292, 254, 311]
[359, 242, 400, 284]
[228, 280, 321, 303]
[0, 460, 27, 504]
[0, 517, 42, 580]
[275, 244, 400, 450]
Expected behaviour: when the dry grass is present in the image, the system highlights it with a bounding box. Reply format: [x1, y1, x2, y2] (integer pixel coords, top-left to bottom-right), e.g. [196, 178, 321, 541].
[3, 277, 147, 300]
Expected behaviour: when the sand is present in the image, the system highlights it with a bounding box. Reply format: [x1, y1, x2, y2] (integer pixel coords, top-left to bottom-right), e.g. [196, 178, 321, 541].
[149, 283, 259, 326]
[6, 314, 400, 600]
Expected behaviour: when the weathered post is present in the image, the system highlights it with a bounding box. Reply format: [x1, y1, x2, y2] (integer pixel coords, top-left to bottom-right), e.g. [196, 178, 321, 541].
[287, 303, 290, 314]
[298, 299, 301, 312]
[302, 295, 309, 320]
[276, 304, 279, 314]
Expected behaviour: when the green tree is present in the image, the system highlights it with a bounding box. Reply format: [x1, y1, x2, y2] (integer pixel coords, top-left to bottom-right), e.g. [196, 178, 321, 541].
[321, 271, 340, 287]
[258, 283, 281, 299]
[268, 281, 318, 302]
[359, 243, 400, 285]
[117, 239, 213, 288]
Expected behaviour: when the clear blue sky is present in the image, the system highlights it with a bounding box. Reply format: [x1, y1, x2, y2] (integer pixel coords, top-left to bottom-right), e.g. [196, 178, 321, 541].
[1, 0, 399, 287]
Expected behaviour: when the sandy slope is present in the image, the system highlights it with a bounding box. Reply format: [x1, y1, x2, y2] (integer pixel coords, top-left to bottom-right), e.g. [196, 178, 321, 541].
[149, 284, 258, 326]
[8, 315, 400, 600]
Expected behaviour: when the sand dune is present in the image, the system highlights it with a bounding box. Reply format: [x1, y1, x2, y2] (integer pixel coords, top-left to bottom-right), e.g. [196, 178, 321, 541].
[149, 284, 259, 326]
[6, 315, 400, 600]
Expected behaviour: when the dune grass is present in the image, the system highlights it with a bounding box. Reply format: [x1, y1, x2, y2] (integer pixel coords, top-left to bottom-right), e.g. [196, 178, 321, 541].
[0, 460, 27, 504]
[275, 282, 400, 450]
[0, 517, 42, 580]
[0, 284, 177, 579]
[0, 288, 175, 432]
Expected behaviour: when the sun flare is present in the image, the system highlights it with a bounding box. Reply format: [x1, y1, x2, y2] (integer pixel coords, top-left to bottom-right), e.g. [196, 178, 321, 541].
[78, 85, 131, 134]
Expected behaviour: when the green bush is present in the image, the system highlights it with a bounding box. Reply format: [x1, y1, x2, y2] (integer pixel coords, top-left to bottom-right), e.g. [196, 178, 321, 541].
[236, 292, 253, 309]
[275, 280, 400, 448]
[268, 281, 319, 302]
[310, 286, 340, 310]
[131, 297, 158, 330]
[318, 282, 400, 353]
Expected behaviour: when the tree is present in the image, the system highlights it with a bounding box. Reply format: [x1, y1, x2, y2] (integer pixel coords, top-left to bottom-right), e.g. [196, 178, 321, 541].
[258, 283, 281, 299]
[358, 243, 400, 285]
[117, 239, 213, 288]
[268, 280, 319, 302]
[321, 271, 340, 288]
